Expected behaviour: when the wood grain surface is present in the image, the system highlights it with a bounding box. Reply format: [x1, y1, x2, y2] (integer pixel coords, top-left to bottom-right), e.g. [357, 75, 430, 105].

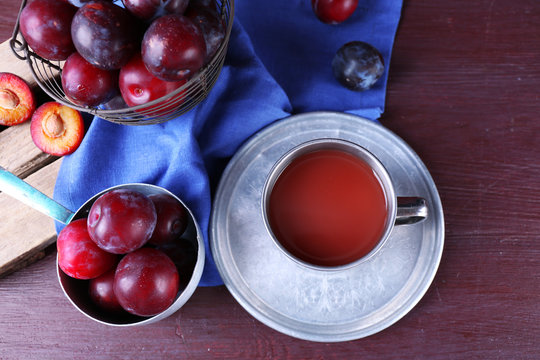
[0, 0, 539, 359]
[0, 39, 60, 277]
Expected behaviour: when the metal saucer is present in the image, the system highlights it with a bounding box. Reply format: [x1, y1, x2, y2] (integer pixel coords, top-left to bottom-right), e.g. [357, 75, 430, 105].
[210, 111, 444, 342]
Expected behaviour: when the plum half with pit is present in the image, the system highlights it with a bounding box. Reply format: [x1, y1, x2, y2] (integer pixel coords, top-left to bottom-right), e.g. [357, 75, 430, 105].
[71, 1, 140, 70]
[62, 52, 118, 107]
[119, 53, 186, 108]
[30, 102, 85, 156]
[142, 14, 206, 81]
[19, 0, 77, 60]
[122, 0, 189, 21]
[114, 247, 180, 316]
[332, 41, 385, 91]
[57, 218, 118, 280]
[87, 189, 157, 254]
[0, 72, 35, 126]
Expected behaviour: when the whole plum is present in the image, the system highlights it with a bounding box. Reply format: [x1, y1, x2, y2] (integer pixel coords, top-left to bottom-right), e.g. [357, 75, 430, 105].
[332, 41, 385, 91]
[122, 0, 189, 21]
[142, 14, 206, 81]
[311, 0, 358, 24]
[147, 193, 188, 245]
[185, 4, 225, 63]
[62, 52, 118, 107]
[89, 267, 124, 313]
[190, 0, 218, 11]
[156, 237, 197, 286]
[57, 218, 117, 280]
[114, 248, 179, 316]
[19, 0, 77, 60]
[119, 53, 186, 108]
[87, 189, 157, 254]
[71, 1, 141, 70]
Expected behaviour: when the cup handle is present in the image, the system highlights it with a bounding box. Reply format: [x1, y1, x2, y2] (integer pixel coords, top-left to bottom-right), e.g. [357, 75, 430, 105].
[0, 166, 74, 224]
[395, 197, 428, 225]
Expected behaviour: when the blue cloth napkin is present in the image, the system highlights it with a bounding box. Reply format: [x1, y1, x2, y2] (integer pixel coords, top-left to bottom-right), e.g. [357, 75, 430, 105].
[54, 0, 403, 286]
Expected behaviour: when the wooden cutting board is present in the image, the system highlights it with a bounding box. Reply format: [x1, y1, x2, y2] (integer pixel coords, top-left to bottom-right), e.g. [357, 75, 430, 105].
[0, 39, 62, 277]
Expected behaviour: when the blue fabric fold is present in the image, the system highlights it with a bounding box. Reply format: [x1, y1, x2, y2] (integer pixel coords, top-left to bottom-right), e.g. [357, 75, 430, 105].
[54, 0, 403, 286]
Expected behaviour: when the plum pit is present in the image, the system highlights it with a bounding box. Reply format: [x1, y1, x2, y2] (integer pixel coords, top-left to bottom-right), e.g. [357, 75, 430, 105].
[0, 89, 20, 109]
[42, 113, 66, 138]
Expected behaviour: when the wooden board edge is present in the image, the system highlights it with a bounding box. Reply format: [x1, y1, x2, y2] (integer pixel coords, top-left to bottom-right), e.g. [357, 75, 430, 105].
[0, 236, 56, 279]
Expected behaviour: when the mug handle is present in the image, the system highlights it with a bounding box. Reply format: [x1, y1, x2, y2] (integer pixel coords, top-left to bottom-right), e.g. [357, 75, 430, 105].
[396, 197, 428, 225]
[0, 166, 74, 224]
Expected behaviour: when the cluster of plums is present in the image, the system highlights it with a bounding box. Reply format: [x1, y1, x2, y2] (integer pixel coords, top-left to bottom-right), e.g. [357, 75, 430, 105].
[311, 0, 385, 91]
[57, 189, 197, 317]
[19, 0, 225, 108]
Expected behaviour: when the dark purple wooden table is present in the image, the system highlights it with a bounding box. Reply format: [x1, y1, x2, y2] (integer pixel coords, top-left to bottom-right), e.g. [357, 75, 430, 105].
[1, 0, 539, 358]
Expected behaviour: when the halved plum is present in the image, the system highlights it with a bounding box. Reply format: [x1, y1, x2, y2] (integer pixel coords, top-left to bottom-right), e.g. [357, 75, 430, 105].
[0, 72, 36, 126]
[30, 102, 85, 156]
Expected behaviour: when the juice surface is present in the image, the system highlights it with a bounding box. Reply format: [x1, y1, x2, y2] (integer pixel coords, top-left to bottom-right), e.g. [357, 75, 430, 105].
[268, 149, 388, 267]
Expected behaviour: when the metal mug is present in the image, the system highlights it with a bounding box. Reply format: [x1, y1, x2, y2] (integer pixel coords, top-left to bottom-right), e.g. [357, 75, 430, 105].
[261, 138, 428, 271]
[0, 166, 205, 326]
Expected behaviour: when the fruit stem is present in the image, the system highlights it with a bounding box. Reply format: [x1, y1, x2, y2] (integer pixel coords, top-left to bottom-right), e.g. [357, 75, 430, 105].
[42, 113, 66, 138]
[0, 89, 20, 109]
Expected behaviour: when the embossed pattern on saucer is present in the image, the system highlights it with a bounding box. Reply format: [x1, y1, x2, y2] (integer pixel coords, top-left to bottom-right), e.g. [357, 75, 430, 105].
[210, 112, 445, 342]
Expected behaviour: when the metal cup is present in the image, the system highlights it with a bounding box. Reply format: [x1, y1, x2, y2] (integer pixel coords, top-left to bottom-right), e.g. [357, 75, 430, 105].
[262, 138, 428, 271]
[0, 167, 204, 326]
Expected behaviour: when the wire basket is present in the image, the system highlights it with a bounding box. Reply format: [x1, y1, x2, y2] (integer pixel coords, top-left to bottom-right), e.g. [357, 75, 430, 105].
[10, 0, 234, 125]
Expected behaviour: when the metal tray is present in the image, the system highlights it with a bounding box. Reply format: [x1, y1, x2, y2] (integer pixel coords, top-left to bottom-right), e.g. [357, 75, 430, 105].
[210, 111, 444, 342]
